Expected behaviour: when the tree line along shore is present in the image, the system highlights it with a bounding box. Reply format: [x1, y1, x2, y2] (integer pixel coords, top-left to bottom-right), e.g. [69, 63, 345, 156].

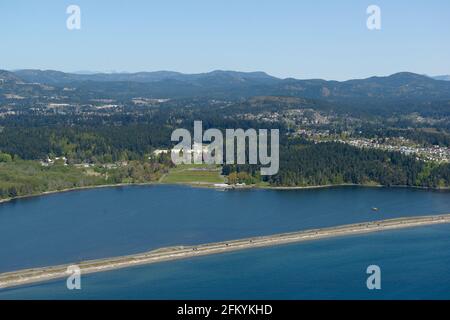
[1, 155, 450, 204]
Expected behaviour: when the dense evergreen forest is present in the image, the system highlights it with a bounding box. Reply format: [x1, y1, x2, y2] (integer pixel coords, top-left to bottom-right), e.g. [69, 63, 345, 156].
[222, 139, 450, 188]
[270, 139, 450, 188]
[0, 125, 173, 162]
[1, 111, 450, 196]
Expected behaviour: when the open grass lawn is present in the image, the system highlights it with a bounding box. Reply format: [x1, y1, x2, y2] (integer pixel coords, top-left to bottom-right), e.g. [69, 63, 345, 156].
[161, 164, 225, 184]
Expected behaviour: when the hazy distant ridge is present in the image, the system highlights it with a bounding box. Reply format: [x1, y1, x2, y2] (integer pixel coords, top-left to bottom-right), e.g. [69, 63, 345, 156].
[2, 69, 450, 103]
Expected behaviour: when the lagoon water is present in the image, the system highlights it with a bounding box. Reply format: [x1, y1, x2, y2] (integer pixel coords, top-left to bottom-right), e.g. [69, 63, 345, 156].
[1, 224, 450, 299]
[1, 185, 450, 273]
[1, 185, 450, 299]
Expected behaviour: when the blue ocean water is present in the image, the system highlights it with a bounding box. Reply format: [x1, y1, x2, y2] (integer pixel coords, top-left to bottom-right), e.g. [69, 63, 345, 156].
[1, 223, 450, 300]
[1, 185, 450, 273]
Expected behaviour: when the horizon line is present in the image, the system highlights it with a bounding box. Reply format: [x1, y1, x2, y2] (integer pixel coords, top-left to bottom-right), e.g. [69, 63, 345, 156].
[4, 68, 449, 82]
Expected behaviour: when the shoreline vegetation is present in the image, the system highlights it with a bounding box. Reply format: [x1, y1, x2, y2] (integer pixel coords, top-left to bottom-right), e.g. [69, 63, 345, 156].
[0, 180, 449, 205]
[2, 143, 450, 203]
[0, 161, 448, 205]
[1, 214, 450, 290]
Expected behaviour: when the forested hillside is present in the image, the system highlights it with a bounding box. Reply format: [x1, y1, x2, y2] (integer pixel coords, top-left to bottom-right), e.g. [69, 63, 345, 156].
[1, 69, 450, 197]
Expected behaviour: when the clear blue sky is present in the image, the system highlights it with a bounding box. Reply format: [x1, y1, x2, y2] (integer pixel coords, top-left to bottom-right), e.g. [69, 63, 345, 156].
[1, 0, 449, 80]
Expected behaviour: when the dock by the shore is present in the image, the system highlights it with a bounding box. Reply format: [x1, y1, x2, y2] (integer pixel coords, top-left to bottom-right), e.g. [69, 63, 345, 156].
[1, 214, 450, 290]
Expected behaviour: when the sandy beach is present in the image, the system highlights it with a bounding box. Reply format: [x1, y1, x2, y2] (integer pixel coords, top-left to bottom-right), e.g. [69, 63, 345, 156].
[1, 213, 450, 290]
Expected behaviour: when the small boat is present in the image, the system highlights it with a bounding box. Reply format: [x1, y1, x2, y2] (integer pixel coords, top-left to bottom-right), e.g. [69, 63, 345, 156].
[372, 207, 379, 212]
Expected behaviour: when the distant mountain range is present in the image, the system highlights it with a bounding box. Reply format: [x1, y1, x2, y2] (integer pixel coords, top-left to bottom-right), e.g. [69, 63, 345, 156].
[11, 68, 450, 85]
[2, 70, 450, 116]
[12, 69, 279, 85]
[433, 75, 450, 81]
[0, 70, 23, 83]
[3, 69, 449, 99]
